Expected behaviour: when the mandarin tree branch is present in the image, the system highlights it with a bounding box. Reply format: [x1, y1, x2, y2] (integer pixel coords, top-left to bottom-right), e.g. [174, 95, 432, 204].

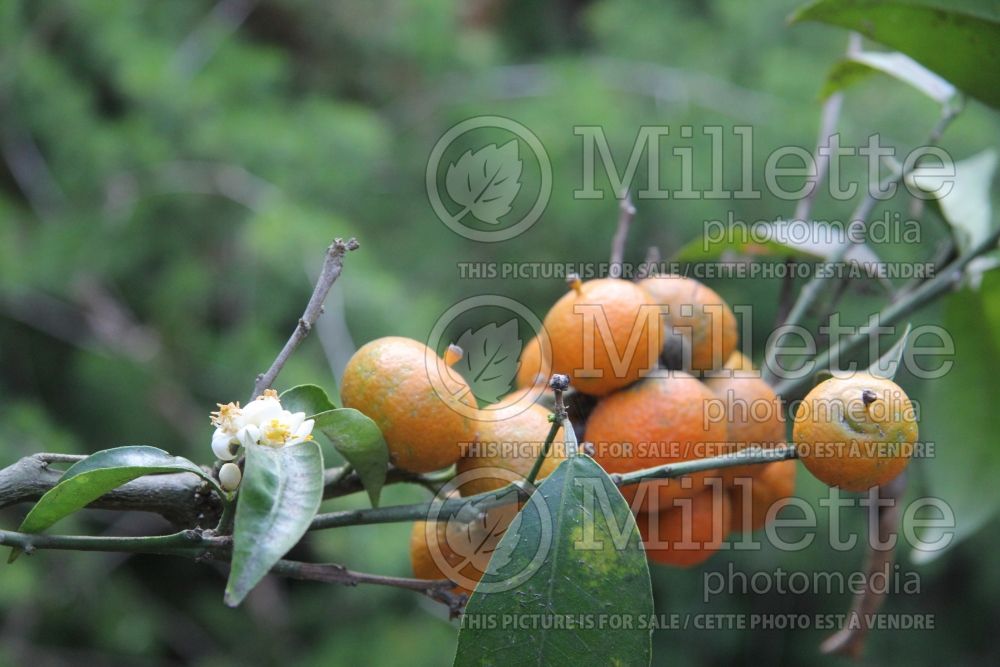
[762, 104, 961, 384]
[820, 472, 906, 658]
[0, 454, 447, 528]
[250, 237, 359, 400]
[309, 445, 798, 530]
[0, 526, 463, 614]
[773, 223, 1000, 399]
[609, 192, 636, 272]
[2, 447, 797, 536]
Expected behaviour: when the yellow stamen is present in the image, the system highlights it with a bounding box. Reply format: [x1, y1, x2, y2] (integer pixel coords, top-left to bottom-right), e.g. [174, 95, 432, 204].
[210, 402, 241, 430]
[263, 418, 292, 445]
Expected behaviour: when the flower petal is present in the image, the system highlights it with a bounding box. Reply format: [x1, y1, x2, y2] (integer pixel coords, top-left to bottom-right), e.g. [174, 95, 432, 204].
[212, 432, 239, 461]
[238, 423, 261, 449]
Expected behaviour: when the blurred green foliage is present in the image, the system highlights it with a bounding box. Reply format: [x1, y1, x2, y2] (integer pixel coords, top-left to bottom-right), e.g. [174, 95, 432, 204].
[1, 0, 999, 665]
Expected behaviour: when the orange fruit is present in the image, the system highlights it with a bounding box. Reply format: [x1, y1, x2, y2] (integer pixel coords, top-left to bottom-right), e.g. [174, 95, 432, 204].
[341, 336, 476, 473]
[543, 277, 661, 396]
[409, 505, 518, 595]
[723, 350, 754, 373]
[793, 374, 917, 492]
[584, 371, 727, 512]
[515, 336, 553, 390]
[639, 275, 738, 373]
[637, 487, 730, 567]
[704, 364, 786, 485]
[457, 400, 566, 496]
[728, 459, 797, 532]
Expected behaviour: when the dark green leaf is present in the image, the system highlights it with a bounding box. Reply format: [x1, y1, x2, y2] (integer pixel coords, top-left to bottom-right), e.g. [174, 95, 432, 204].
[225, 441, 324, 607]
[11, 446, 218, 562]
[791, 0, 1000, 108]
[867, 323, 911, 380]
[454, 455, 653, 666]
[912, 276, 1000, 563]
[280, 384, 338, 417]
[314, 408, 389, 507]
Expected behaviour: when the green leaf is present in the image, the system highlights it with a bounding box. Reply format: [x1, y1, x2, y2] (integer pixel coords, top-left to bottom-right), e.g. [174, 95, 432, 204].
[822, 50, 956, 102]
[907, 149, 997, 255]
[867, 323, 912, 380]
[314, 408, 389, 507]
[280, 384, 338, 416]
[675, 220, 880, 268]
[911, 274, 1000, 563]
[791, 0, 1000, 108]
[454, 456, 653, 666]
[224, 441, 324, 607]
[10, 446, 218, 562]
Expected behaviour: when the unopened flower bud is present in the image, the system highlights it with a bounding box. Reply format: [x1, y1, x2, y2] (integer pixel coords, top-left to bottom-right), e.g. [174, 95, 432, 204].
[219, 463, 242, 491]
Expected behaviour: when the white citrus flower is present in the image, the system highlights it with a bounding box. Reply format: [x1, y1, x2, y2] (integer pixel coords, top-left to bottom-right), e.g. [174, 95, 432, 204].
[210, 401, 243, 461]
[209, 389, 315, 460]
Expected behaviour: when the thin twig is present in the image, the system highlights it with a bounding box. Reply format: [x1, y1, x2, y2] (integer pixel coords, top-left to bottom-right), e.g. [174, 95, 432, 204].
[774, 223, 1000, 399]
[310, 446, 798, 530]
[169, 0, 257, 80]
[774, 258, 797, 327]
[762, 104, 961, 384]
[270, 560, 466, 617]
[820, 473, 907, 658]
[636, 245, 661, 279]
[251, 237, 359, 400]
[0, 527, 466, 615]
[793, 90, 844, 223]
[525, 376, 569, 485]
[609, 192, 636, 276]
[0, 528, 230, 557]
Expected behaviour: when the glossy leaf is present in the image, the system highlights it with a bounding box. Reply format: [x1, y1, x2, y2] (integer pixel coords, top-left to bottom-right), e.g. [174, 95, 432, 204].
[867, 323, 911, 380]
[792, 0, 1000, 108]
[224, 440, 324, 607]
[314, 408, 389, 507]
[280, 384, 338, 417]
[454, 455, 653, 666]
[822, 50, 956, 102]
[11, 446, 218, 562]
[911, 276, 1000, 563]
[907, 149, 997, 255]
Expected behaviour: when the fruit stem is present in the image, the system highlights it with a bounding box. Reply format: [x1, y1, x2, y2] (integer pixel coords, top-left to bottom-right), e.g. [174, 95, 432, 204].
[444, 344, 464, 368]
[567, 273, 583, 295]
[526, 374, 572, 483]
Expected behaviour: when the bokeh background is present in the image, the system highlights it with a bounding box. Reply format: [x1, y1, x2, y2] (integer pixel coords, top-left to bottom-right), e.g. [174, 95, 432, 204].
[1, 1, 999, 665]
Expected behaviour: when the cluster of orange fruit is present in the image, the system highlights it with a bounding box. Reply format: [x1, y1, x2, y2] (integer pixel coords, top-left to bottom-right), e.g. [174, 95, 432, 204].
[340, 273, 918, 594]
[527, 274, 794, 569]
